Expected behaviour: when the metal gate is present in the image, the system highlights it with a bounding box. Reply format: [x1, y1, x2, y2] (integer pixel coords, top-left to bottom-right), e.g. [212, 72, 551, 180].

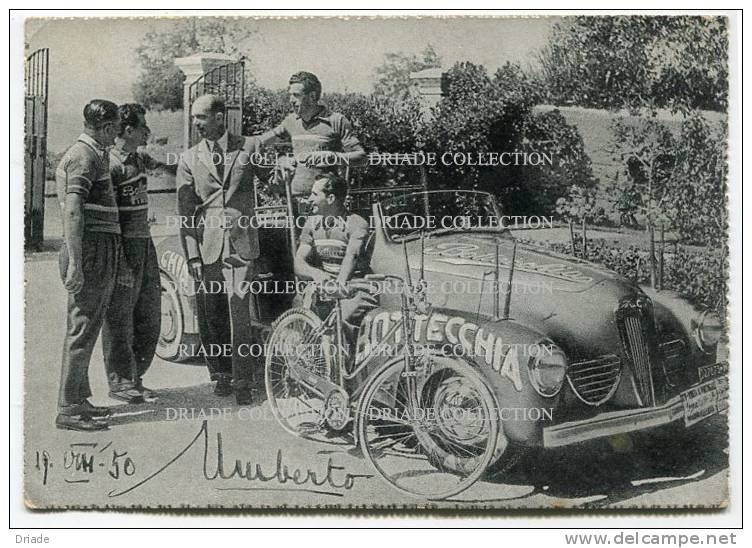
[24, 48, 49, 250]
[187, 59, 244, 147]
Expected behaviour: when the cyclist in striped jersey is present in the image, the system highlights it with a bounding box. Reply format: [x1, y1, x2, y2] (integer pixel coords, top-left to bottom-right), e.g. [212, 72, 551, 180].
[295, 174, 377, 345]
[55, 100, 122, 431]
[103, 103, 174, 404]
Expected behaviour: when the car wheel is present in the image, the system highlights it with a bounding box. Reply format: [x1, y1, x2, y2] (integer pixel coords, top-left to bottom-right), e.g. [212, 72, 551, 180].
[156, 271, 196, 362]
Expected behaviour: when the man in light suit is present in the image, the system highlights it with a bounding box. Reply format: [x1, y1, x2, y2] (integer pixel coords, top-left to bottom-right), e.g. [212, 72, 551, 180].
[176, 94, 266, 405]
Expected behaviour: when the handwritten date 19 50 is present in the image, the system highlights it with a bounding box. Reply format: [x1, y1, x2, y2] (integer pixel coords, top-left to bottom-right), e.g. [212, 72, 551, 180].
[33, 442, 135, 486]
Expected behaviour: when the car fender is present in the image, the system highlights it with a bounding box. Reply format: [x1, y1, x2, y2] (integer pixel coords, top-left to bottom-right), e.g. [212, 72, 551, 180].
[354, 305, 562, 446]
[154, 236, 199, 336]
[643, 287, 724, 364]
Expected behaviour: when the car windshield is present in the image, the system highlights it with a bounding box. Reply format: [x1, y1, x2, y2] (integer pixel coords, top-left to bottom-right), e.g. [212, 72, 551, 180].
[378, 190, 509, 242]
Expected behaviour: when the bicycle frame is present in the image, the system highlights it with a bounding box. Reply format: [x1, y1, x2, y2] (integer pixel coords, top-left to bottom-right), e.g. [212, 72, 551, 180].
[303, 292, 405, 401]
[301, 270, 426, 412]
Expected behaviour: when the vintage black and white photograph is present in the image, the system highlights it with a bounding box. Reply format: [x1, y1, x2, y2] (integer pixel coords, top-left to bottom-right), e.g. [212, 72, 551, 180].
[18, 12, 736, 513]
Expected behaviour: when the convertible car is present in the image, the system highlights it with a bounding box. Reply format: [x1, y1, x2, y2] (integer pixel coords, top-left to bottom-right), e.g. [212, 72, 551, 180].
[154, 188, 728, 458]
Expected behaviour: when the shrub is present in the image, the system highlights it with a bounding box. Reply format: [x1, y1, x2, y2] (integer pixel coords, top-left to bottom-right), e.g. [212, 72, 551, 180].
[421, 62, 595, 217]
[518, 235, 726, 317]
[324, 92, 422, 154]
[242, 83, 288, 136]
[606, 116, 676, 228]
[555, 185, 609, 224]
[421, 62, 534, 192]
[664, 113, 728, 246]
[603, 112, 728, 246]
[518, 109, 598, 215]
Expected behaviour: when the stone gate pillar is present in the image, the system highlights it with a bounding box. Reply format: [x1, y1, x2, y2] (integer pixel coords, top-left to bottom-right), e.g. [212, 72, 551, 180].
[409, 67, 446, 115]
[175, 53, 236, 150]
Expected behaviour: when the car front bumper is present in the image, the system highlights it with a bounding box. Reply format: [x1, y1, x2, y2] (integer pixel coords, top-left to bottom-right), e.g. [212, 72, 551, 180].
[542, 371, 728, 448]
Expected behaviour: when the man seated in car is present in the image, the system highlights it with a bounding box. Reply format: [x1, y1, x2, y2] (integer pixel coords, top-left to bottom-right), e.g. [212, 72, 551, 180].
[294, 174, 377, 345]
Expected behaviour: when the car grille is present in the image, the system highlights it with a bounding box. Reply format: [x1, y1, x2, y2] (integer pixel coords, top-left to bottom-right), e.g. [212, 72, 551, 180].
[566, 354, 622, 406]
[660, 338, 685, 359]
[660, 338, 690, 388]
[616, 297, 660, 407]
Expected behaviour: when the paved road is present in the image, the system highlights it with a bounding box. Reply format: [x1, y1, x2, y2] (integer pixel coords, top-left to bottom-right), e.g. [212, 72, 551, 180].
[23, 252, 729, 510]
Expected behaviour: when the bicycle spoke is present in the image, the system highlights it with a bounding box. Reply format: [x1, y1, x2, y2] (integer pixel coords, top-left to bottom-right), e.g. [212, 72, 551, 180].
[358, 360, 499, 500]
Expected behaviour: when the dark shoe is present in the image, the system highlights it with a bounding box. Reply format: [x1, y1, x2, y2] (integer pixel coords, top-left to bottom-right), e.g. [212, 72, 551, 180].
[81, 400, 113, 417]
[214, 377, 233, 397]
[56, 414, 109, 432]
[109, 388, 145, 404]
[135, 384, 158, 401]
[235, 388, 254, 406]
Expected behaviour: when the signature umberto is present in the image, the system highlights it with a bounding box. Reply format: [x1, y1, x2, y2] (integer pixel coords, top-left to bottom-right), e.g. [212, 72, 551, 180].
[108, 420, 372, 498]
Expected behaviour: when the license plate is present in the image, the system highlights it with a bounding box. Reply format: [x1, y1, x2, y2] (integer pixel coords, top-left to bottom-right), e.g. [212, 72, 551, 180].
[681, 376, 729, 427]
[698, 361, 729, 382]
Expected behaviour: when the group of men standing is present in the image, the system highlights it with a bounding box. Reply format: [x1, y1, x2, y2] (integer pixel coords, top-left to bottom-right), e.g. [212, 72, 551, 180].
[55, 71, 368, 431]
[56, 101, 165, 431]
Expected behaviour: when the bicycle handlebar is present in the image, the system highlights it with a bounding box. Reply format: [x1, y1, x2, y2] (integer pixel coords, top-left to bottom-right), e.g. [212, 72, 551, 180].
[313, 275, 413, 298]
[363, 273, 403, 283]
[314, 279, 381, 300]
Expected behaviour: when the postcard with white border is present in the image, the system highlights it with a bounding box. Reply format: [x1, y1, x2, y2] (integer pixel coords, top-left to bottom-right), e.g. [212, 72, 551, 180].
[21, 13, 735, 510]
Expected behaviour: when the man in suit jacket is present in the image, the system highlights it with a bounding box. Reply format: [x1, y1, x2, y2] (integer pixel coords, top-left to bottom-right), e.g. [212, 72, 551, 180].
[176, 94, 266, 405]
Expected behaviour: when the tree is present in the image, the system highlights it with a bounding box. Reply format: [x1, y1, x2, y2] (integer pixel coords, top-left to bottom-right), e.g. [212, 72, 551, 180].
[651, 18, 729, 113]
[538, 16, 728, 113]
[522, 109, 598, 215]
[607, 117, 676, 229]
[419, 62, 594, 216]
[664, 114, 728, 246]
[133, 19, 256, 111]
[373, 44, 442, 101]
[605, 113, 727, 245]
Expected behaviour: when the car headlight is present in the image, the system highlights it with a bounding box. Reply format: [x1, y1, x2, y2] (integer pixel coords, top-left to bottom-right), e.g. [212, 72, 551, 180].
[528, 344, 569, 398]
[693, 310, 724, 352]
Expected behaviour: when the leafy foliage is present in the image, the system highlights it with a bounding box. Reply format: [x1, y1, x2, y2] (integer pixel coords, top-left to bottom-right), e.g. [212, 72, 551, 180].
[519, 109, 598, 215]
[606, 117, 676, 228]
[555, 185, 610, 225]
[242, 83, 288, 136]
[133, 19, 255, 111]
[420, 62, 593, 216]
[324, 92, 422, 154]
[420, 62, 534, 191]
[324, 92, 424, 188]
[603, 113, 727, 245]
[538, 16, 728, 113]
[518, 236, 727, 317]
[663, 114, 728, 247]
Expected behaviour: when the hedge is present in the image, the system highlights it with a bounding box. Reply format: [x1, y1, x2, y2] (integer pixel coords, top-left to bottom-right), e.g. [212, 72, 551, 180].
[516, 235, 727, 318]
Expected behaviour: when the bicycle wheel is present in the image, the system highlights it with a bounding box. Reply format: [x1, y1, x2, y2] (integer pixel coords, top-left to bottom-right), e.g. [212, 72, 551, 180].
[357, 355, 499, 500]
[265, 307, 343, 443]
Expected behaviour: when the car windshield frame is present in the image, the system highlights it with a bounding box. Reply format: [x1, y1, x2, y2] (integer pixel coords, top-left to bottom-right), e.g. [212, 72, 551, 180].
[376, 189, 511, 243]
